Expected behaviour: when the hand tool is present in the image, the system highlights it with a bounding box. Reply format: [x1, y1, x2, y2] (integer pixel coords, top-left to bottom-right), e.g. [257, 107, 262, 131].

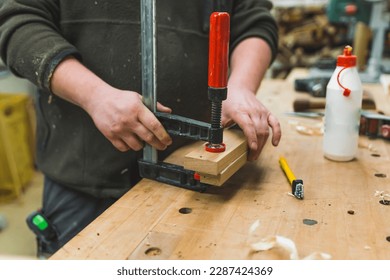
[206, 12, 230, 153]
[293, 95, 376, 112]
[294, 77, 330, 97]
[138, 0, 230, 191]
[293, 99, 327, 112]
[359, 111, 390, 139]
[284, 111, 324, 118]
[279, 156, 304, 199]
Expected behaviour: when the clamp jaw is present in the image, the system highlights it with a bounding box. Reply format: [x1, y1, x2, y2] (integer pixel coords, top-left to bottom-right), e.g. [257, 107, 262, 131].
[138, 113, 212, 192]
[138, 0, 230, 192]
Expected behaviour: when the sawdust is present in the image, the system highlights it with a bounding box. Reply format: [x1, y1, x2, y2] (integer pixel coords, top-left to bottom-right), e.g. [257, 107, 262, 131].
[248, 220, 331, 260]
[374, 190, 390, 204]
[288, 119, 323, 136]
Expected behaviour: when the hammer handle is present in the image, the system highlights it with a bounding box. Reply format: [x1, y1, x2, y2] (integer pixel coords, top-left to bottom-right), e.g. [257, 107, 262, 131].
[294, 97, 376, 112]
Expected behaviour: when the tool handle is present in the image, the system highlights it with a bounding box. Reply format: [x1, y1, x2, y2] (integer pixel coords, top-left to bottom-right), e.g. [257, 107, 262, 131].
[293, 99, 324, 112]
[279, 156, 296, 184]
[293, 96, 376, 112]
[208, 12, 230, 88]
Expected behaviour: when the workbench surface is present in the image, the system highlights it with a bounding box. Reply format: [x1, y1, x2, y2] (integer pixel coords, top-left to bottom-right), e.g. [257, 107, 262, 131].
[51, 72, 390, 260]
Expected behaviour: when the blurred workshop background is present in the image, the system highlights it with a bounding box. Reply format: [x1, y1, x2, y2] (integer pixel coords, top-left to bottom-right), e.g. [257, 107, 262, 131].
[0, 0, 389, 259]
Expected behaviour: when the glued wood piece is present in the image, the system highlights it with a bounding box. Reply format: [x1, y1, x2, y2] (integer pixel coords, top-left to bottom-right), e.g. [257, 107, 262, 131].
[198, 152, 247, 186]
[183, 129, 247, 176]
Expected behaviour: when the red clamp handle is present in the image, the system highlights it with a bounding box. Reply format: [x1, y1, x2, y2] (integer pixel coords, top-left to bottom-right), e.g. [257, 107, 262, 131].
[208, 12, 230, 89]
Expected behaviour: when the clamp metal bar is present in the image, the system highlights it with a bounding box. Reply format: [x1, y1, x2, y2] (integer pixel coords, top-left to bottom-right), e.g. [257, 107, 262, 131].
[138, 2, 228, 192]
[141, 0, 157, 163]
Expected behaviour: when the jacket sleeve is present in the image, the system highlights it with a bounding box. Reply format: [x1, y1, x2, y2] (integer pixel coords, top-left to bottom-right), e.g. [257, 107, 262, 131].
[0, 0, 81, 91]
[230, 0, 278, 64]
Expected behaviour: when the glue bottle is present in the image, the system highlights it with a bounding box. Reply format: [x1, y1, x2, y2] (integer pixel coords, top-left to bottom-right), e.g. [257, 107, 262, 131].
[323, 46, 363, 161]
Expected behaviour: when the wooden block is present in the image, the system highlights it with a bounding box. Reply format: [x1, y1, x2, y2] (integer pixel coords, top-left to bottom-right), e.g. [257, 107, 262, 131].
[183, 129, 247, 176]
[198, 151, 247, 186]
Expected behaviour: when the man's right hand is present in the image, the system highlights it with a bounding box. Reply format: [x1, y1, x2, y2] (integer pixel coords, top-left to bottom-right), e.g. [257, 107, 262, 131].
[50, 56, 172, 152]
[85, 88, 172, 152]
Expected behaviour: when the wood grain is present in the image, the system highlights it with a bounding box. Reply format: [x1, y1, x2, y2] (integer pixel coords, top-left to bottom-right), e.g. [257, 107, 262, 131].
[51, 73, 390, 260]
[198, 151, 247, 186]
[183, 129, 247, 176]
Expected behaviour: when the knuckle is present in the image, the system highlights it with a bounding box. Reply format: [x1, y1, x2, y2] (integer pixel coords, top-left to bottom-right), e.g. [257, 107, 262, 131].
[131, 144, 143, 151]
[149, 119, 163, 132]
[113, 141, 129, 152]
[111, 121, 125, 134]
[260, 129, 270, 137]
[143, 132, 155, 143]
[128, 140, 143, 151]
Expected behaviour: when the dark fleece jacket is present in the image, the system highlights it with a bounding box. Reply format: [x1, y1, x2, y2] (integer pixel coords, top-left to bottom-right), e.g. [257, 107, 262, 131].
[0, 0, 278, 198]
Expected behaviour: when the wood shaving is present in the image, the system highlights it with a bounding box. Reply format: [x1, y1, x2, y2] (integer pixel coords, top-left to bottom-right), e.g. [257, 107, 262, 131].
[248, 219, 331, 260]
[250, 235, 299, 260]
[302, 252, 331, 260]
[288, 120, 323, 136]
[358, 139, 377, 152]
[296, 125, 323, 136]
[286, 192, 295, 198]
[374, 190, 390, 202]
[249, 219, 261, 234]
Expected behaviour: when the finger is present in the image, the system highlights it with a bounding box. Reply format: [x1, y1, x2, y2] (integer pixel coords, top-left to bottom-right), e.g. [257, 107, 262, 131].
[138, 107, 172, 145]
[250, 116, 270, 161]
[221, 116, 235, 128]
[111, 138, 131, 152]
[268, 114, 282, 146]
[138, 95, 171, 113]
[157, 102, 172, 113]
[119, 133, 144, 151]
[131, 124, 168, 151]
[235, 113, 258, 160]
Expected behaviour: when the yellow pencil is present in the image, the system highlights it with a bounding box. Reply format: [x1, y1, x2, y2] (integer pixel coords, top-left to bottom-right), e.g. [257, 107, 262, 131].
[279, 156, 304, 199]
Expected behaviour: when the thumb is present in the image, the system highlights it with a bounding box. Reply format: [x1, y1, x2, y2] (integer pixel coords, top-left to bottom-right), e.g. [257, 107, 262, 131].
[157, 102, 172, 113]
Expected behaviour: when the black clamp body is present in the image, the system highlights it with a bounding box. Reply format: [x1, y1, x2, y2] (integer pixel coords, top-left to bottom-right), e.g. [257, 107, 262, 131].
[155, 112, 210, 141]
[138, 159, 210, 192]
[138, 113, 215, 192]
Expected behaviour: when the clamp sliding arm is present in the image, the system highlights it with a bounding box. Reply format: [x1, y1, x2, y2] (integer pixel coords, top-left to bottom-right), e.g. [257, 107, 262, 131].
[138, 1, 230, 191]
[155, 112, 210, 141]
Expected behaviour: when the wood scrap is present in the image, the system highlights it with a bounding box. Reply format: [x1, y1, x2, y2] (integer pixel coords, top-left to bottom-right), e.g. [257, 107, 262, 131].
[197, 152, 247, 186]
[271, 5, 351, 78]
[183, 129, 247, 177]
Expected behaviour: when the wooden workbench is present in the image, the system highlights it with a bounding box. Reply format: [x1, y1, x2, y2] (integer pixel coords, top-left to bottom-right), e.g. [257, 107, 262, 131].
[51, 71, 390, 260]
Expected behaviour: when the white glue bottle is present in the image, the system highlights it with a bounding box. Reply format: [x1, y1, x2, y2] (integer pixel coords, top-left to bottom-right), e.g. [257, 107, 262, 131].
[323, 46, 363, 161]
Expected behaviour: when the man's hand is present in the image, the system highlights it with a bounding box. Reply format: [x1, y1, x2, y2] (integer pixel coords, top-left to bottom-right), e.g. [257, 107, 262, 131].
[222, 85, 281, 161]
[85, 89, 172, 152]
[50, 56, 172, 152]
[225, 37, 282, 161]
